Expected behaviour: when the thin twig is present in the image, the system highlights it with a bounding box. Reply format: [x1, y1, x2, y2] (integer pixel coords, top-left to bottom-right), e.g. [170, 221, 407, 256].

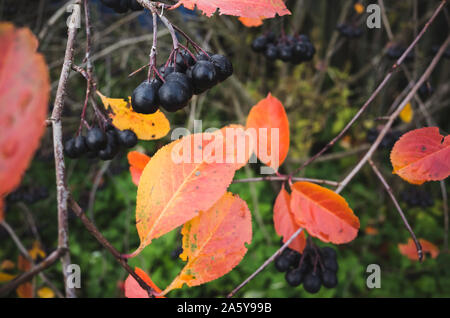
[336, 35, 450, 194]
[232, 175, 339, 187]
[290, 0, 447, 178]
[227, 228, 304, 298]
[68, 198, 156, 297]
[368, 159, 423, 261]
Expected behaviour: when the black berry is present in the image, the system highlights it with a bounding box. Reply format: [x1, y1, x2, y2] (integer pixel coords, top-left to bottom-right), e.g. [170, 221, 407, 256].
[303, 271, 322, 293]
[322, 270, 338, 288]
[117, 129, 138, 148]
[158, 80, 192, 112]
[86, 127, 107, 151]
[131, 80, 161, 114]
[210, 54, 233, 82]
[285, 268, 304, 287]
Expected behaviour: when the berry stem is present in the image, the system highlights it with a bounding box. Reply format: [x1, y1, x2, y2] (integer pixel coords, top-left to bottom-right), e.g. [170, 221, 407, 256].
[147, 10, 158, 82]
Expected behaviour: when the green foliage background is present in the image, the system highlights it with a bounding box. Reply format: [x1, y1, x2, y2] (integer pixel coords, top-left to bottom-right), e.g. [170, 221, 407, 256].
[1, 0, 449, 298]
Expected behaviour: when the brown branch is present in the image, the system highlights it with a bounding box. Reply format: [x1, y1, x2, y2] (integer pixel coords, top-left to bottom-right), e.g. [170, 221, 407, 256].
[368, 160, 423, 261]
[290, 0, 447, 178]
[336, 35, 450, 194]
[50, 0, 83, 298]
[68, 198, 156, 297]
[0, 248, 66, 297]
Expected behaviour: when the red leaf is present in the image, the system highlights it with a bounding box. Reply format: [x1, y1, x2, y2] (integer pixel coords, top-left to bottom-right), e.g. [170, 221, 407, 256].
[290, 182, 360, 244]
[127, 151, 151, 186]
[179, 0, 291, 19]
[163, 192, 252, 294]
[129, 132, 238, 257]
[245, 93, 290, 171]
[273, 185, 306, 253]
[390, 127, 450, 185]
[398, 238, 439, 261]
[0, 23, 50, 219]
[124, 267, 164, 298]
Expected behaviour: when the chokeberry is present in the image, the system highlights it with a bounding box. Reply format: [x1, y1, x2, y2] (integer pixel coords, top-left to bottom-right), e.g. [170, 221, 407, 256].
[64, 138, 77, 158]
[210, 54, 233, 82]
[86, 127, 107, 151]
[158, 80, 192, 112]
[131, 80, 161, 114]
[264, 44, 278, 60]
[74, 135, 88, 156]
[322, 270, 338, 288]
[165, 72, 193, 94]
[285, 268, 304, 287]
[321, 247, 337, 260]
[303, 271, 322, 294]
[275, 254, 291, 272]
[278, 44, 293, 62]
[190, 60, 217, 91]
[251, 36, 268, 53]
[176, 50, 196, 72]
[323, 257, 338, 272]
[117, 129, 138, 148]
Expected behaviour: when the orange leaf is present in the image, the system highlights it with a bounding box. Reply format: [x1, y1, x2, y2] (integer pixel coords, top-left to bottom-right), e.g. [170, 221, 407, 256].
[245, 93, 290, 171]
[0, 23, 49, 215]
[127, 151, 151, 186]
[16, 282, 33, 298]
[179, 0, 291, 19]
[290, 182, 360, 244]
[390, 127, 450, 185]
[124, 267, 164, 298]
[163, 192, 252, 294]
[128, 132, 238, 257]
[273, 185, 306, 253]
[97, 91, 170, 141]
[239, 17, 264, 27]
[364, 226, 378, 235]
[18, 255, 31, 272]
[398, 238, 439, 261]
[214, 124, 253, 171]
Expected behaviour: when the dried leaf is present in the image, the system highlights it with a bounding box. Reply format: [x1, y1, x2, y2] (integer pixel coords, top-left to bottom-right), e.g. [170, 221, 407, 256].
[16, 282, 33, 298]
[291, 182, 360, 244]
[0, 23, 50, 220]
[179, 0, 291, 19]
[163, 193, 252, 294]
[273, 185, 306, 253]
[390, 127, 450, 185]
[129, 132, 238, 257]
[97, 91, 170, 141]
[246, 93, 290, 171]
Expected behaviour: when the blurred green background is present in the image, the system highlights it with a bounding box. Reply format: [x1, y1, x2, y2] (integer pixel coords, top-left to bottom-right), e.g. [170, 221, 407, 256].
[1, 0, 449, 297]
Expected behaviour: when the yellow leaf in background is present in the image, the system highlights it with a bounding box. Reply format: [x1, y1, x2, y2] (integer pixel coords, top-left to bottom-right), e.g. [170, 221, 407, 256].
[354, 3, 364, 14]
[28, 241, 46, 260]
[0, 272, 16, 282]
[97, 91, 170, 141]
[37, 287, 55, 298]
[0, 259, 15, 271]
[400, 102, 413, 123]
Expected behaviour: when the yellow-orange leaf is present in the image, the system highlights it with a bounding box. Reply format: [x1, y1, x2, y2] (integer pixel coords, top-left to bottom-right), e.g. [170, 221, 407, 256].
[163, 192, 252, 294]
[28, 241, 46, 261]
[124, 267, 164, 298]
[245, 93, 290, 171]
[0, 23, 49, 221]
[97, 91, 170, 140]
[273, 185, 306, 253]
[0, 272, 16, 283]
[37, 287, 54, 298]
[16, 282, 32, 298]
[390, 127, 450, 185]
[354, 3, 364, 14]
[0, 260, 15, 271]
[239, 17, 264, 27]
[398, 238, 439, 261]
[291, 182, 359, 244]
[128, 133, 238, 257]
[399, 102, 413, 123]
[127, 151, 151, 186]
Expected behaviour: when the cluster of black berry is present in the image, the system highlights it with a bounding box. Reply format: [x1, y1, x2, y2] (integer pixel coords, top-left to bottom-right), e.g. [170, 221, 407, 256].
[251, 33, 316, 64]
[386, 44, 414, 62]
[131, 50, 233, 113]
[100, 0, 143, 13]
[275, 246, 338, 294]
[400, 187, 434, 208]
[366, 128, 402, 149]
[7, 186, 49, 205]
[64, 126, 137, 160]
[337, 23, 363, 39]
